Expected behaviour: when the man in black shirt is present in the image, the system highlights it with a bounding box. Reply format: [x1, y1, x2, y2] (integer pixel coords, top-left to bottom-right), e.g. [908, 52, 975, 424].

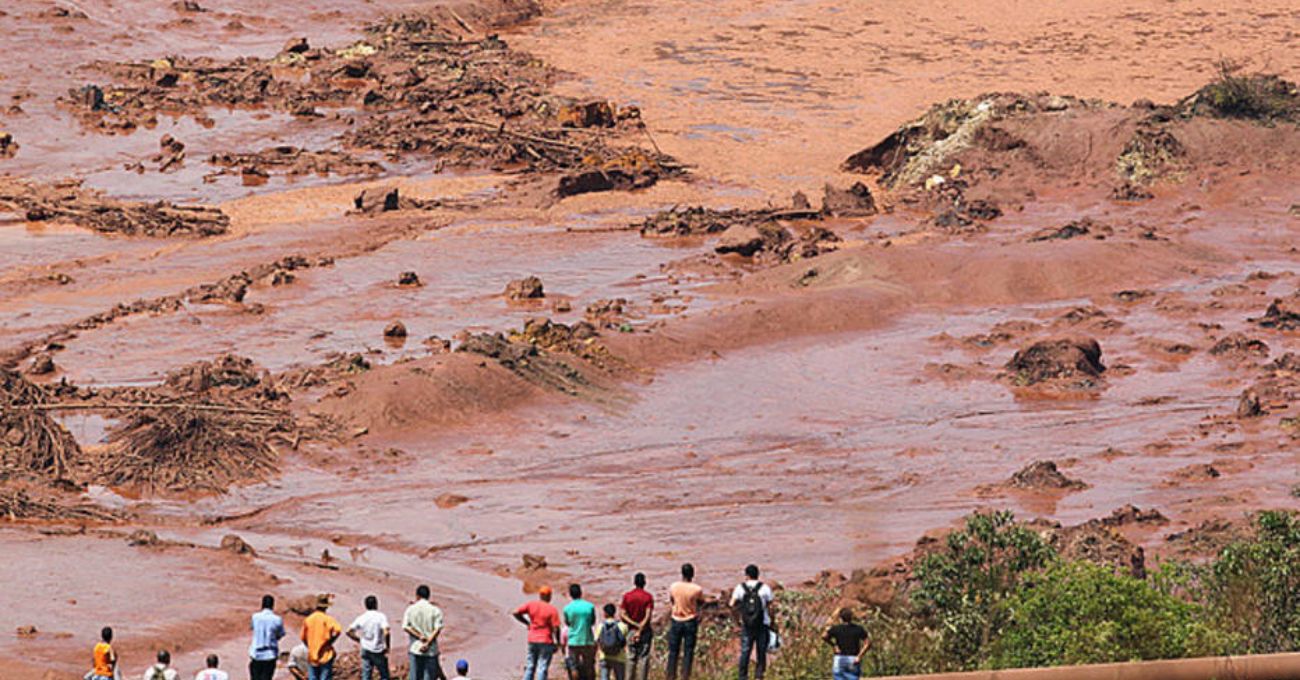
[823, 608, 869, 680]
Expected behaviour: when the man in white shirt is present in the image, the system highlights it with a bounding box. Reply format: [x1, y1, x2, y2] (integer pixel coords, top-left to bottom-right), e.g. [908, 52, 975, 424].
[287, 643, 310, 680]
[142, 650, 178, 680]
[348, 595, 392, 680]
[194, 655, 229, 680]
[728, 565, 775, 680]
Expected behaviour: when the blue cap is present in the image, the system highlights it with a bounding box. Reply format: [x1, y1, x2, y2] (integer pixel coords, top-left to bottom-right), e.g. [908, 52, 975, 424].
[456, 660, 469, 674]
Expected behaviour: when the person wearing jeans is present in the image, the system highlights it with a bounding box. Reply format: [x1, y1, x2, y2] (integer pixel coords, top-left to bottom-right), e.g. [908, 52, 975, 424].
[730, 565, 775, 680]
[402, 585, 444, 680]
[823, 607, 869, 680]
[348, 595, 391, 680]
[666, 564, 704, 680]
[515, 586, 562, 680]
[523, 642, 556, 680]
[665, 618, 699, 680]
[620, 573, 654, 680]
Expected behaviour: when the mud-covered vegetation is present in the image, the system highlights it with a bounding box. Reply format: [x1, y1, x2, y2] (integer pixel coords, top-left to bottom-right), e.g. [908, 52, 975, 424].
[674, 510, 1300, 679]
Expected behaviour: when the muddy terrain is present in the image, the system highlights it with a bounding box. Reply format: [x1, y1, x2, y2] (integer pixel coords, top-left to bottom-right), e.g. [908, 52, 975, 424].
[1, 0, 1298, 677]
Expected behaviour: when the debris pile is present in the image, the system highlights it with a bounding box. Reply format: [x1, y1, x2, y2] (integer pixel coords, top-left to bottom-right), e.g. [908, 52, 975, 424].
[1004, 338, 1106, 388]
[504, 276, 545, 301]
[208, 146, 385, 180]
[0, 369, 82, 482]
[1252, 297, 1300, 331]
[0, 176, 229, 237]
[0, 485, 122, 522]
[62, 14, 681, 194]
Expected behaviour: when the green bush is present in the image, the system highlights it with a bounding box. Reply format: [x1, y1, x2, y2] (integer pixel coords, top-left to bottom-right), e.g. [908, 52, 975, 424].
[989, 560, 1210, 668]
[1205, 511, 1300, 653]
[910, 510, 1055, 670]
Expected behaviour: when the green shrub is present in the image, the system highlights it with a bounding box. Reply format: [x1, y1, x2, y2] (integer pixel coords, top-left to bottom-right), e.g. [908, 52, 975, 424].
[990, 560, 1210, 667]
[1205, 511, 1300, 653]
[1192, 60, 1299, 123]
[910, 510, 1056, 670]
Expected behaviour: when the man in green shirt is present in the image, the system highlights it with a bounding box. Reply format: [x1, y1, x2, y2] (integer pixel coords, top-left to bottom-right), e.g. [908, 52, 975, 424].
[563, 584, 598, 680]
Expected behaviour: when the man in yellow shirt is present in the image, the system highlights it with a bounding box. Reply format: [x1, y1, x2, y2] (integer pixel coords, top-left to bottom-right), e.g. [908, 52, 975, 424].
[301, 594, 342, 680]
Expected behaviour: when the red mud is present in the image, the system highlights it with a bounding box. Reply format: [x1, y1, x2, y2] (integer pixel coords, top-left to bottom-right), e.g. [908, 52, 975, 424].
[2, 0, 1299, 678]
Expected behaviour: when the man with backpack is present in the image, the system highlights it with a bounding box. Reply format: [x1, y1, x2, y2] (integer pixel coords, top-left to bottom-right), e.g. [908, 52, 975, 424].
[729, 565, 774, 680]
[596, 603, 629, 680]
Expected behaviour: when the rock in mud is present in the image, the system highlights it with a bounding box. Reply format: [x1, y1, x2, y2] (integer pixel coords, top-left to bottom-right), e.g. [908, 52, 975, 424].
[715, 223, 767, 257]
[1029, 218, 1103, 242]
[0, 132, 17, 159]
[585, 299, 629, 325]
[126, 529, 160, 546]
[1008, 460, 1088, 491]
[1005, 337, 1105, 387]
[1237, 388, 1265, 418]
[434, 493, 469, 509]
[220, 534, 257, 556]
[398, 271, 421, 287]
[1209, 333, 1269, 359]
[1252, 297, 1300, 331]
[1097, 505, 1168, 528]
[521, 553, 548, 570]
[384, 321, 408, 338]
[504, 276, 545, 301]
[1110, 182, 1154, 202]
[26, 354, 55, 376]
[821, 182, 877, 217]
[556, 101, 616, 128]
[164, 354, 263, 393]
[354, 187, 402, 213]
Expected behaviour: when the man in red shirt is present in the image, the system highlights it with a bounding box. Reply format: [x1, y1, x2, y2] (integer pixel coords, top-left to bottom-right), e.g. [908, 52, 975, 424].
[619, 573, 654, 680]
[514, 586, 561, 680]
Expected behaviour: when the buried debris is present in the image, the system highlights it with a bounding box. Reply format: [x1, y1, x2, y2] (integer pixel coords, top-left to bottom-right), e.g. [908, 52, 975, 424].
[0, 369, 82, 482]
[0, 132, 17, 159]
[0, 485, 122, 523]
[820, 182, 877, 217]
[100, 406, 284, 494]
[208, 146, 384, 180]
[0, 176, 229, 237]
[1005, 337, 1106, 388]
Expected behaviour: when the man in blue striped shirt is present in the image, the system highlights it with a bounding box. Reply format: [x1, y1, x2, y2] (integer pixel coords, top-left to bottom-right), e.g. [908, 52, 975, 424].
[249, 595, 286, 680]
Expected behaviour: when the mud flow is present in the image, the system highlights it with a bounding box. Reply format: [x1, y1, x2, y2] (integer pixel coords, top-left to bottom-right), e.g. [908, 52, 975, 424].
[2, 0, 1299, 677]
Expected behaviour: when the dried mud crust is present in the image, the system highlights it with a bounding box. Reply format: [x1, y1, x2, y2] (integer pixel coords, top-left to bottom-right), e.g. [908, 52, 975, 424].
[0, 175, 229, 237]
[60, 12, 683, 196]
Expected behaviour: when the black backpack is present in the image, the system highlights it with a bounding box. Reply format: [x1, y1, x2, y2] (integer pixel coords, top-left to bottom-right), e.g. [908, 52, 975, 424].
[738, 582, 766, 630]
[599, 620, 626, 655]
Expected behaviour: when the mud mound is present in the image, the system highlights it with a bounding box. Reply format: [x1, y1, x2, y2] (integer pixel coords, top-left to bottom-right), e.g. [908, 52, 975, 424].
[0, 369, 82, 482]
[1004, 338, 1105, 388]
[459, 328, 590, 395]
[1166, 517, 1250, 557]
[101, 406, 285, 494]
[1008, 460, 1088, 492]
[0, 176, 228, 237]
[207, 146, 384, 180]
[1044, 521, 1146, 578]
[841, 92, 1099, 187]
[1209, 333, 1270, 360]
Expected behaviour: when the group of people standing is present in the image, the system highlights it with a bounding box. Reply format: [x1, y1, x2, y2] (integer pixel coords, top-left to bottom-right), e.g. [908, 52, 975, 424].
[88, 563, 872, 680]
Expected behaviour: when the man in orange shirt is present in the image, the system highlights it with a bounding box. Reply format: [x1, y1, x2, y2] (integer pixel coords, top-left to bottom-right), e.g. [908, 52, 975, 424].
[90, 626, 118, 680]
[301, 594, 343, 680]
[666, 564, 704, 680]
[513, 585, 562, 680]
